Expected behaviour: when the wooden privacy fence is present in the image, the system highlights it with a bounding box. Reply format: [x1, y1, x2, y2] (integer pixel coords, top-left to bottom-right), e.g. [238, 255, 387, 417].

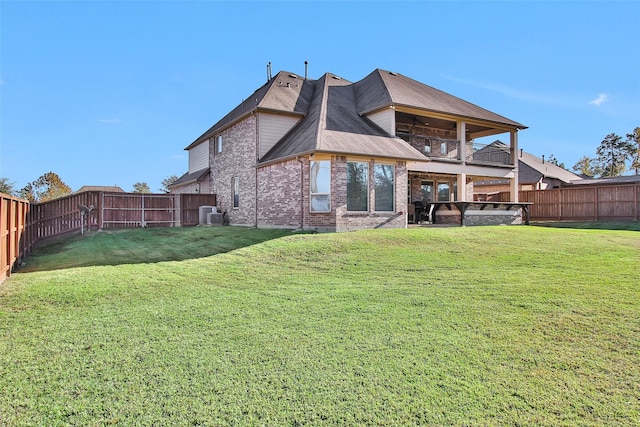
[0, 191, 216, 282]
[520, 183, 640, 221]
[1, 193, 34, 283]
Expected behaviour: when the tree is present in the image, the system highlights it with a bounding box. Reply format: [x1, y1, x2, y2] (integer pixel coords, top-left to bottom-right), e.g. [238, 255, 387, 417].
[627, 127, 640, 175]
[0, 177, 16, 196]
[132, 182, 151, 193]
[18, 172, 71, 202]
[595, 133, 634, 178]
[572, 156, 601, 178]
[160, 175, 179, 193]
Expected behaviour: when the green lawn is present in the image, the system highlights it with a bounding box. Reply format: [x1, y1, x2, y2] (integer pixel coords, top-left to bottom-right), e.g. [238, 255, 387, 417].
[1, 225, 639, 426]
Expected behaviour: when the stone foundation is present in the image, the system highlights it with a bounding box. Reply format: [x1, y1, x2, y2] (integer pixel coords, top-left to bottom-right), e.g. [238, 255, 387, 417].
[435, 205, 524, 226]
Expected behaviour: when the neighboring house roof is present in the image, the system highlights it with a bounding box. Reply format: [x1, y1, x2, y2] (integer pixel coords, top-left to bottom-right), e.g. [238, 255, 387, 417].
[518, 150, 582, 184]
[170, 167, 210, 188]
[354, 69, 527, 129]
[76, 185, 124, 193]
[482, 141, 582, 184]
[569, 175, 640, 186]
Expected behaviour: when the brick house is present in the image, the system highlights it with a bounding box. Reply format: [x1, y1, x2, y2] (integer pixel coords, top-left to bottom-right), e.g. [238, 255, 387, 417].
[170, 69, 527, 231]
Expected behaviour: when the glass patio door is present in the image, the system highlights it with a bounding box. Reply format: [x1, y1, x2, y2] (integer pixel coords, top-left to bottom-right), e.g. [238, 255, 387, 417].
[421, 181, 433, 203]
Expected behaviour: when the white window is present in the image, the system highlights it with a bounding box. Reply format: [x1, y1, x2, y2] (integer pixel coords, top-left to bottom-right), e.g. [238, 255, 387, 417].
[310, 160, 331, 212]
[374, 164, 394, 212]
[437, 182, 450, 201]
[424, 140, 432, 154]
[347, 161, 369, 212]
[216, 135, 223, 154]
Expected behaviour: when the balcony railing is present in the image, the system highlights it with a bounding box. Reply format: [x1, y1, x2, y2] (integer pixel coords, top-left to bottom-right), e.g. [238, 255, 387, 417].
[398, 131, 513, 166]
[467, 142, 512, 166]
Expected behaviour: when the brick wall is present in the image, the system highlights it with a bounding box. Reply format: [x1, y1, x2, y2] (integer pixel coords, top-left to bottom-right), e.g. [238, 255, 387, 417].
[257, 159, 304, 228]
[334, 157, 408, 232]
[257, 156, 409, 232]
[201, 113, 412, 231]
[209, 116, 257, 226]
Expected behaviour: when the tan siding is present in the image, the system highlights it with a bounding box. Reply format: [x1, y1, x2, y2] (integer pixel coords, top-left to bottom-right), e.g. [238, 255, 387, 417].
[189, 140, 210, 173]
[258, 113, 300, 158]
[366, 109, 395, 135]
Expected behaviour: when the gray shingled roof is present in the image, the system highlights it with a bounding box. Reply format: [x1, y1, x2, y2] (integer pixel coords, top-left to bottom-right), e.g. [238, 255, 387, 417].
[259, 73, 427, 163]
[187, 68, 526, 163]
[568, 174, 640, 186]
[170, 167, 210, 187]
[486, 141, 582, 184]
[76, 185, 124, 193]
[185, 71, 313, 150]
[354, 69, 526, 129]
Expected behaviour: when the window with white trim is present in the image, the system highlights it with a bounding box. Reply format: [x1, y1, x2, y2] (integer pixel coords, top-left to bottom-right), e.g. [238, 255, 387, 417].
[346, 161, 369, 211]
[310, 160, 331, 212]
[216, 135, 223, 154]
[374, 163, 394, 211]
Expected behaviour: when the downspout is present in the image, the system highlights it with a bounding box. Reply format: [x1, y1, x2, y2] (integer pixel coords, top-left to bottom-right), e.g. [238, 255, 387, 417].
[297, 156, 305, 229]
[255, 112, 259, 228]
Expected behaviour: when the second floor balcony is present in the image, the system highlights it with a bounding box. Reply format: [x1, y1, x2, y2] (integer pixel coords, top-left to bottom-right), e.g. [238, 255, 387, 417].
[397, 128, 513, 167]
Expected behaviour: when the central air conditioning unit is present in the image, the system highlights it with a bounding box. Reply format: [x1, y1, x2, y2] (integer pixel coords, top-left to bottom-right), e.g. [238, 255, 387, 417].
[198, 206, 217, 225]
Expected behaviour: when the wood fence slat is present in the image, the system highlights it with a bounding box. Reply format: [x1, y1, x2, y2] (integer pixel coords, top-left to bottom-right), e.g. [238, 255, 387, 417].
[1, 193, 32, 283]
[1, 191, 217, 283]
[521, 183, 639, 221]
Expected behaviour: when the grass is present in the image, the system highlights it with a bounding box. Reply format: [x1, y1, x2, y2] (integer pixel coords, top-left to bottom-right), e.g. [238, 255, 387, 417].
[1, 225, 639, 426]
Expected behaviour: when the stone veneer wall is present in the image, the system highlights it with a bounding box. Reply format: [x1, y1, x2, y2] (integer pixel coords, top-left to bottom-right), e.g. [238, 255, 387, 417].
[406, 128, 460, 153]
[435, 205, 523, 225]
[209, 116, 257, 226]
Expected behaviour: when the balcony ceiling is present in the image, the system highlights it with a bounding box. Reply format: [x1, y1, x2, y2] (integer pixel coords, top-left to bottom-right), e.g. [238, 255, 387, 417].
[395, 111, 505, 139]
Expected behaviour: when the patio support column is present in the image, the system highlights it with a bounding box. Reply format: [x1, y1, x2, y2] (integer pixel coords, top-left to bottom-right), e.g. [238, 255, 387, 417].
[457, 121, 468, 202]
[457, 121, 467, 164]
[457, 173, 467, 201]
[510, 130, 519, 202]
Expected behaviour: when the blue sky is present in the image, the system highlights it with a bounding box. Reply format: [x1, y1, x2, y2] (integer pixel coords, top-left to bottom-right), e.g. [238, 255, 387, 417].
[1, 1, 638, 192]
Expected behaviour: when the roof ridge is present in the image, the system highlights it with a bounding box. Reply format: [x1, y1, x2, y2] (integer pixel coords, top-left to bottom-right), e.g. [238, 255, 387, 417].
[312, 74, 330, 150]
[258, 70, 305, 108]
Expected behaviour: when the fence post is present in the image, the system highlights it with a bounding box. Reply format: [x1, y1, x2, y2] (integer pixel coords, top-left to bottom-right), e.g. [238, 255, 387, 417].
[99, 192, 104, 230]
[594, 187, 598, 221]
[633, 184, 640, 221]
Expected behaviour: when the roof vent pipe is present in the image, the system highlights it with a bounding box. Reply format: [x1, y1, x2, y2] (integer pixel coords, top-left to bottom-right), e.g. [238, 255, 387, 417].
[520, 148, 523, 157]
[304, 61, 308, 80]
[266, 62, 272, 82]
[542, 154, 545, 164]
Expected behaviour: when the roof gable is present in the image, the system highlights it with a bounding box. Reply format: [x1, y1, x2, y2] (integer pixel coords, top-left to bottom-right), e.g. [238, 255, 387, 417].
[186, 71, 313, 150]
[355, 69, 525, 129]
[260, 73, 426, 163]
